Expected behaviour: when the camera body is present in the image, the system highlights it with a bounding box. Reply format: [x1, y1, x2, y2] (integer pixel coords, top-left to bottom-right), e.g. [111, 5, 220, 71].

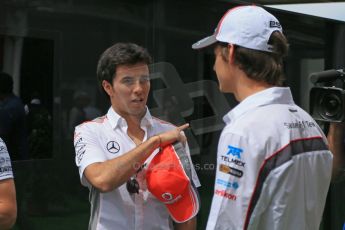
[309, 69, 345, 122]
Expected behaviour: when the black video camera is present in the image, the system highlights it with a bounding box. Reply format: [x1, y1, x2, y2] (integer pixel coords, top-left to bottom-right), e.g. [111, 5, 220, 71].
[309, 69, 345, 122]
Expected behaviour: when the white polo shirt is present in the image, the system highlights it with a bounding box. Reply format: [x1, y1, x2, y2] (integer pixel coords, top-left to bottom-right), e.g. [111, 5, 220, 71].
[0, 138, 13, 180]
[206, 87, 332, 230]
[74, 107, 200, 230]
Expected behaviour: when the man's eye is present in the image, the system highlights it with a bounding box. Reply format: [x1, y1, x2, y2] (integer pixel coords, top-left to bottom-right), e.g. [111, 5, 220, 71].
[140, 76, 150, 83]
[122, 78, 135, 84]
[121, 76, 149, 85]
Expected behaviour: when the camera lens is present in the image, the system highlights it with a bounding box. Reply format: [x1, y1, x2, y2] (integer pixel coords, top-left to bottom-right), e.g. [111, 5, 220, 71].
[319, 93, 342, 119]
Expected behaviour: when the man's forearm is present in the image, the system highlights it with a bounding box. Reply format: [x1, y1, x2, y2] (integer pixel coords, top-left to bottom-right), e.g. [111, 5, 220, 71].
[84, 135, 160, 192]
[174, 217, 197, 230]
[0, 212, 17, 230]
[0, 180, 17, 230]
[328, 123, 345, 181]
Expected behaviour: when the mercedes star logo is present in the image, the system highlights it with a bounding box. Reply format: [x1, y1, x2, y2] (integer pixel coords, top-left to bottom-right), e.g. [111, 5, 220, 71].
[106, 141, 120, 154]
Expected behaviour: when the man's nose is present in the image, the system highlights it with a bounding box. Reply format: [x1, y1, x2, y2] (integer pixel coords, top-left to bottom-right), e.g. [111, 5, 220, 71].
[133, 81, 144, 93]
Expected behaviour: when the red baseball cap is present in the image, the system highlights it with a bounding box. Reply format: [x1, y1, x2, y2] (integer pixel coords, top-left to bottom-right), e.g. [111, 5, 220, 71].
[146, 142, 200, 223]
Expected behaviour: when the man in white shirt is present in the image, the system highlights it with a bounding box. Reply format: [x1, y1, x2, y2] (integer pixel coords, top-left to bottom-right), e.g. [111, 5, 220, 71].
[74, 42, 200, 230]
[0, 138, 17, 229]
[192, 5, 332, 230]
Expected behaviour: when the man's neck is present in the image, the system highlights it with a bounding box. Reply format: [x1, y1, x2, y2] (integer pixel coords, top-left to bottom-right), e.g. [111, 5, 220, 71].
[125, 115, 142, 129]
[111, 105, 146, 128]
[126, 115, 146, 145]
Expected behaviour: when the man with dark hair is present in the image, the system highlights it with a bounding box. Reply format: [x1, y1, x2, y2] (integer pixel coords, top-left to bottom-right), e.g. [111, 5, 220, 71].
[74, 42, 200, 230]
[0, 72, 28, 160]
[192, 5, 332, 230]
[0, 138, 17, 229]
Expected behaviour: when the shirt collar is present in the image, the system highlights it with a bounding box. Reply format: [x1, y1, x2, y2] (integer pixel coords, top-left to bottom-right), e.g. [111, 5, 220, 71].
[106, 106, 154, 129]
[223, 87, 295, 124]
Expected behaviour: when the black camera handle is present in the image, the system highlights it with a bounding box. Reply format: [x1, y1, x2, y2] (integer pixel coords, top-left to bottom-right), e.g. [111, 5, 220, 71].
[310, 69, 345, 86]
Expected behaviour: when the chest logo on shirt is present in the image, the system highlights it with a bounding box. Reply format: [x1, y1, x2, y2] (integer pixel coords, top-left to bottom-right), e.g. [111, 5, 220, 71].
[215, 189, 237, 201]
[219, 164, 243, 178]
[227, 145, 243, 159]
[106, 141, 120, 154]
[221, 155, 246, 167]
[216, 179, 239, 190]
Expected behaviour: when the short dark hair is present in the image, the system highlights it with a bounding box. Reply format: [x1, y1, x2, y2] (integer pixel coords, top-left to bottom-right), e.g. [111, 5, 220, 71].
[0, 72, 14, 94]
[96, 42, 152, 95]
[219, 31, 289, 86]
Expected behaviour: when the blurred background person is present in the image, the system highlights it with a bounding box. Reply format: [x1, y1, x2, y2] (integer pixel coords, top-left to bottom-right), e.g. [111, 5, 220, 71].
[0, 72, 28, 160]
[68, 90, 101, 135]
[25, 92, 52, 159]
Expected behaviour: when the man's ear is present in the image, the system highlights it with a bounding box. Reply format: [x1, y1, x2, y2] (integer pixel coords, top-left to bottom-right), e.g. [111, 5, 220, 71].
[102, 80, 113, 96]
[228, 44, 235, 64]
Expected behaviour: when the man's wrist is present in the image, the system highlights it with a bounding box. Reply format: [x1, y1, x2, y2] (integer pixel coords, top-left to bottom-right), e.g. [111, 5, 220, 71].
[151, 135, 161, 149]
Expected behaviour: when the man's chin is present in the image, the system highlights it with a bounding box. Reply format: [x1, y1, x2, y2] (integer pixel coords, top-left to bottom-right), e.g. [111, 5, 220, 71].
[129, 107, 147, 116]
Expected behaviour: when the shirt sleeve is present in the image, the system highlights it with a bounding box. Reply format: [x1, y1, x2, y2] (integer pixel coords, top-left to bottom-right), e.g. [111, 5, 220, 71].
[74, 124, 107, 187]
[0, 138, 13, 180]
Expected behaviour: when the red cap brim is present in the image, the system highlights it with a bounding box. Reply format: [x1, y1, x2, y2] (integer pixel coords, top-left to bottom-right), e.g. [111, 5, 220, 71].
[165, 184, 200, 223]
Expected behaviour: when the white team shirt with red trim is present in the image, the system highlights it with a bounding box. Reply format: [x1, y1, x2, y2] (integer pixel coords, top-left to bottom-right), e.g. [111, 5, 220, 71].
[74, 107, 200, 230]
[0, 138, 13, 180]
[206, 87, 332, 230]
